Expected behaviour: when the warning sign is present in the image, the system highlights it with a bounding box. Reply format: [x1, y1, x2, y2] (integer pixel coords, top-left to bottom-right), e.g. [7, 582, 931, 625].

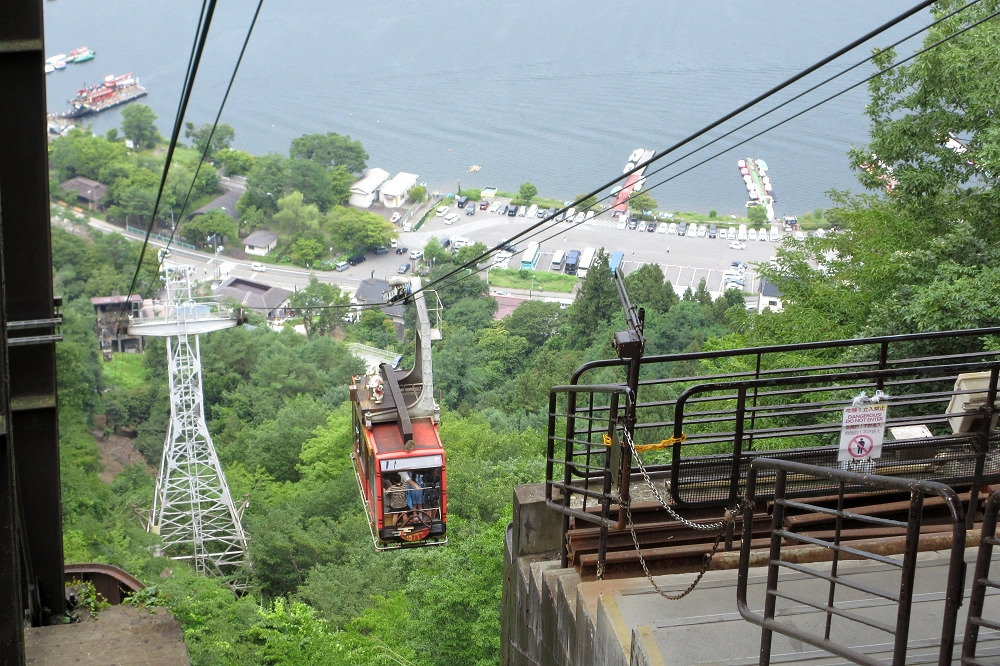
[838, 403, 887, 462]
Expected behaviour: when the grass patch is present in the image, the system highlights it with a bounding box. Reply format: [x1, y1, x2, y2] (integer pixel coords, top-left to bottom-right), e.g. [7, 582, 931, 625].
[101, 353, 148, 391]
[489, 268, 577, 293]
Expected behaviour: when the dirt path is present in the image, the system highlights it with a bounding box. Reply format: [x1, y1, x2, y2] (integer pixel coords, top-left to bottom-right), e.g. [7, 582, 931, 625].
[92, 430, 153, 483]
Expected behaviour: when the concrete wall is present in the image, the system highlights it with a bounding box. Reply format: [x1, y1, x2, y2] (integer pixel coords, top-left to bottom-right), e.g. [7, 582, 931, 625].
[502, 484, 666, 666]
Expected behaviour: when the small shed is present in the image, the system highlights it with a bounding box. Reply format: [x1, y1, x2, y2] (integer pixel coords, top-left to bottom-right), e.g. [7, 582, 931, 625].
[60, 176, 108, 208]
[379, 172, 419, 209]
[757, 278, 784, 314]
[242, 230, 279, 257]
[350, 168, 390, 208]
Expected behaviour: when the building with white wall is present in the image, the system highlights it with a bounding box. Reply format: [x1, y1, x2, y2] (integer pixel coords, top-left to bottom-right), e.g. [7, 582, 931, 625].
[349, 168, 390, 208]
[379, 172, 418, 208]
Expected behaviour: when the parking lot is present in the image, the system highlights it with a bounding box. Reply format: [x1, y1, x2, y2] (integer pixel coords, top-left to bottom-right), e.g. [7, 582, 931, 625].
[407, 201, 779, 295]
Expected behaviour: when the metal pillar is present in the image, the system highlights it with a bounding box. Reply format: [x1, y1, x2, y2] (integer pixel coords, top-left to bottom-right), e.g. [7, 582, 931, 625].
[138, 267, 248, 584]
[1, 0, 65, 661]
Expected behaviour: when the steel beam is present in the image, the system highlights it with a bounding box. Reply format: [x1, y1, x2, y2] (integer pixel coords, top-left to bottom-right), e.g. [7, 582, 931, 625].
[0, 1, 65, 658]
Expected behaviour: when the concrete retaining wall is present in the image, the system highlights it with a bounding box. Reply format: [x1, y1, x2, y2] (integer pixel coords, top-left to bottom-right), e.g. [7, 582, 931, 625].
[502, 484, 665, 666]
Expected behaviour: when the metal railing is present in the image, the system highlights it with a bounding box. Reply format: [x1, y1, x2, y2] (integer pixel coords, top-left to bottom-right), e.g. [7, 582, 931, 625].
[737, 458, 967, 666]
[545, 326, 1000, 571]
[962, 489, 1000, 665]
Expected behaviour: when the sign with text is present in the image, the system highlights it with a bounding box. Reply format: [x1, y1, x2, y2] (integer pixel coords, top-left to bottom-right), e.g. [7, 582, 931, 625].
[838, 403, 887, 462]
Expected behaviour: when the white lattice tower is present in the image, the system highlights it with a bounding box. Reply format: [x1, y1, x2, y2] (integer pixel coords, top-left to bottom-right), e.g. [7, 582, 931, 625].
[133, 266, 249, 584]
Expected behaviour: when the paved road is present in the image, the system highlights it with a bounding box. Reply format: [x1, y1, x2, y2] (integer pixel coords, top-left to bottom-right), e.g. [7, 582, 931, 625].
[71, 202, 777, 300]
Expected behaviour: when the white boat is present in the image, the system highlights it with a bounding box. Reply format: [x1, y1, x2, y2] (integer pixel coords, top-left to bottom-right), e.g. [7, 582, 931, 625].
[624, 163, 634, 173]
[633, 181, 642, 192]
[45, 54, 67, 65]
[764, 183, 773, 193]
[757, 160, 769, 172]
[44, 64, 55, 74]
[630, 148, 643, 162]
[737, 159, 747, 168]
[743, 175, 752, 184]
[54, 61, 67, 70]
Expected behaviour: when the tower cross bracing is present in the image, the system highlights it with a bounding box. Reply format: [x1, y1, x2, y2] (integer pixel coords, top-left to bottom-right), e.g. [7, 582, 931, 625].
[130, 266, 249, 583]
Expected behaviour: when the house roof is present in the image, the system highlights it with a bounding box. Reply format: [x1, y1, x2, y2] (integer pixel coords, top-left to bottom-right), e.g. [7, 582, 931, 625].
[215, 276, 290, 312]
[242, 230, 279, 247]
[760, 278, 782, 298]
[380, 172, 419, 198]
[355, 278, 405, 318]
[350, 168, 391, 196]
[190, 188, 240, 220]
[90, 294, 143, 306]
[61, 176, 108, 202]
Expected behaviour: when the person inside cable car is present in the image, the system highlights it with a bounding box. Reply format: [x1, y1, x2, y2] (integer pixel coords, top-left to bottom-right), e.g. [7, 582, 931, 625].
[385, 473, 409, 523]
[399, 471, 424, 511]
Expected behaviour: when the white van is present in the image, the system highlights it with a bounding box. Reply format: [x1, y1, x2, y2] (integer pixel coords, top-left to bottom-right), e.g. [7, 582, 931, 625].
[526, 204, 539, 218]
[251, 262, 266, 272]
[550, 250, 565, 271]
[738, 224, 748, 241]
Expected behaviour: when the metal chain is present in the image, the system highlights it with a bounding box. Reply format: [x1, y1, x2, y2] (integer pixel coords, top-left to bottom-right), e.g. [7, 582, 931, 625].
[622, 429, 724, 530]
[624, 502, 729, 600]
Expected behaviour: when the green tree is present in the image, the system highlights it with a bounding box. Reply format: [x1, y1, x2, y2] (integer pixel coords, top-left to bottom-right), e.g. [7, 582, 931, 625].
[49, 128, 128, 181]
[575, 193, 599, 211]
[502, 300, 561, 347]
[324, 207, 395, 252]
[239, 153, 288, 214]
[628, 191, 658, 213]
[747, 205, 767, 224]
[709, 209, 717, 218]
[433, 327, 485, 408]
[408, 185, 427, 203]
[422, 237, 450, 266]
[273, 191, 321, 236]
[563, 249, 618, 348]
[290, 132, 368, 173]
[694, 277, 713, 306]
[238, 205, 267, 236]
[120, 104, 160, 149]
[355, 309, 398, 349]
[181, 209, 238, 246]
[289, 277, 349, 337]
[518, 182, 538, 202]
[624, 263, 678, 314]
[216, 148, 256, 175]
[286, 158, 338, 211]
[444, 297, 497, 333]
[184, 121, 235, 157]
[289, 237, 326, 267]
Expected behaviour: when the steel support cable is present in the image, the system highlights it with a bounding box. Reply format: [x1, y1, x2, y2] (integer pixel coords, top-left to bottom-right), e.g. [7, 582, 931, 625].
[398, 0, 941, 304]
[117, 0, 220, 323]
[146, 0, 267, 291]
[425, 6, 1000, 299]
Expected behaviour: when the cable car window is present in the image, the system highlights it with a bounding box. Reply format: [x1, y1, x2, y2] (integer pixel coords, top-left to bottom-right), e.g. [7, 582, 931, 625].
[380, 455, 442, 472]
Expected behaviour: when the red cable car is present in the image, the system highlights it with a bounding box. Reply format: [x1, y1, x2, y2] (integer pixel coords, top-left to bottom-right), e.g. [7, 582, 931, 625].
[351, 277, 447, 549]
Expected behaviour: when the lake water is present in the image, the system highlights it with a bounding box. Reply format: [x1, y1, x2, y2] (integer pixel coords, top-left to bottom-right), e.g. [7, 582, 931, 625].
[44, 0, 926, 216]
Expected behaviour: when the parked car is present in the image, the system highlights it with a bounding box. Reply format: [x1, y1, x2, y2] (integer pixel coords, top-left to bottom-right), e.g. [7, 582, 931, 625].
[628, 218, 639, 230]
[678, 222, 688, 236]
[436, 206, 448, 217]
[403, 222, 412, 232]
[573, 211, 586, 225]
[616, 217, 628, 230]
[488, 201, 501, 213]
[395, 247, 408, 255]
[251, 262, 266, 272]
[499, 204, 509, 215]
[508, 205, 519, 217]
[348, 253, 366, 266]
[479, 200, 490, 210]
[444, 213, 460, 224]
[748, 228, 758, 241]
[759, 228, 769, 241]
[727, 227, 737, 240]
[708, 223, 717, 238]
[657, 222, 668, 233]
[398, 263, 411, 274]
[390, 238, 398, 247]
[456, 195, 468, 208]
[335, 261, 349, 271]
[668, 222, 677, 235]
[686, 224, 698, 237]
[409, 250, 423, 260]
[545, 207, 556, 218]
[697, 224, 707, 237]
[390, 212, 401, 223]
[647, 221, 656, 232]
[373, 246, 389, 255]
[729, 241, 747, 250]
[466, 205, 475, 216]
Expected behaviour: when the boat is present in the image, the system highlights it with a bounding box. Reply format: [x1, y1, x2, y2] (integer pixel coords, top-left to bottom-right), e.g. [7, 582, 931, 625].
[630, 148, 643, 162]
[44, 64, 55, 74]
[45, 54, 66, 65]
[69, 46, 89, 57]
[737, 159, 747, 168]
[59, 72, 147, 118]
[624, 162, 634, 173]
[54, 61, 67, 70]
[72, 51, 95, 63]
